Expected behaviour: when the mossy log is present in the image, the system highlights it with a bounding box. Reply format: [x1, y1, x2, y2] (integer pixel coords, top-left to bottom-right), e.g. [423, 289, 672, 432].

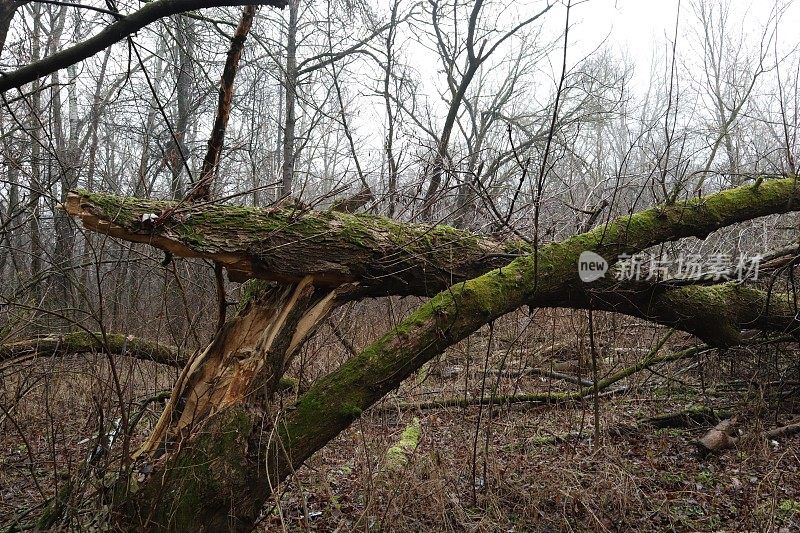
[63, 191, 523, 296]
[641, 405, 727, 429]
[0, 332, 186, 367]
[384, 417, 422, 471]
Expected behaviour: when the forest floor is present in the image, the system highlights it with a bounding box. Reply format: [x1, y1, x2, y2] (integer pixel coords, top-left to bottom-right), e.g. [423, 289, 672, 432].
[270, 395, 800, 531]
[1, 309, 799, 531]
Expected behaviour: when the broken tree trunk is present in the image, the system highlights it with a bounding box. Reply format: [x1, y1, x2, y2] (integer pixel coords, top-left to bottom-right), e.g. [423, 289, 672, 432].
[117, 277, 345, 529]
[64, 177, 800, 296]
[135, 277, 341, 458]
[61, 177, 800, 531]
[63, 191, 522, 295]
[696, 417, 740, 452]
[697, 416, 800, 453]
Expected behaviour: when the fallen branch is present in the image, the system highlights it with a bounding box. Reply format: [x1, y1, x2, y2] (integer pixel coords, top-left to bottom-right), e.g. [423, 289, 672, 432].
[697, 416, 800, 453]
[528, 367, 594, 387]
[63, 190, 522, 295]
[0, 332, 186, 367]
[524, 406, 730, 447]
[383, 417, 421, 472]
[765, 418, 800, 439]
[388, 341, 708, 411]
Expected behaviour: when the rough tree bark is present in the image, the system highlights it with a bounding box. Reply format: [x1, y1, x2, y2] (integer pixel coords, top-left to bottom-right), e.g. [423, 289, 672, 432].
[62, 176, 800, 530]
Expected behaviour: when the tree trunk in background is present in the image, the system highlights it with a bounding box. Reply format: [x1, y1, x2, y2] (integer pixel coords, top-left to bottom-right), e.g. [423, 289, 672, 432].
[279, 0, 299, 197]
[452, 130, 485, 229]
[0, 144, 22, 280]
[27, 3, 43, 304]
[51, 59, 80, 315]
[420, 56, 480, 220]
[160, 18, 194, 341]
[79, 48, 111, 302]
[166, 14, 194, 199]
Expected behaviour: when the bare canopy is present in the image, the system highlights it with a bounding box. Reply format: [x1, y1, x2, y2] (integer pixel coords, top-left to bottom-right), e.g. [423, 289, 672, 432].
[0, 0, 287, 93]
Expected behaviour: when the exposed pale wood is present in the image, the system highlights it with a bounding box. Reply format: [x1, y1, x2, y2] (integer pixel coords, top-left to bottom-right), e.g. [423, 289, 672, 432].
[135, 277, 342, 458]
[697, 417, 740, 452]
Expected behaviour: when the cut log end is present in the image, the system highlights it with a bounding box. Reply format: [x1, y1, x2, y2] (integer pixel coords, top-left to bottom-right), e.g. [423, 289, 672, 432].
[696, 417, 740, 453]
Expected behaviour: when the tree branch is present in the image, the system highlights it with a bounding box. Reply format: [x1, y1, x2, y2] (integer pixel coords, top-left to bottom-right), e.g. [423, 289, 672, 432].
[0, 0, 287, 93]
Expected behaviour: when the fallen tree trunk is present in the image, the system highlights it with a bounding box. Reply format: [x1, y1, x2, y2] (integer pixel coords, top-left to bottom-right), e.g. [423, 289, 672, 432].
[641, 405, 727, 428]
[63, 191, 524, 295]
[65, 181, 800, 347]
[766, 418, 800, 439]
[63, 177, 800, 297]
[60, 177, 800, 530]
[554, 280, 800, 347]
[0, 332, 186, 367]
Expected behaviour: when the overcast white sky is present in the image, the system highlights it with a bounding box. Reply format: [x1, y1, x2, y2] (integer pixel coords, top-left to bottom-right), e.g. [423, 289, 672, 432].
[392, 0, 800, 135]
[572, 0, 798, 83]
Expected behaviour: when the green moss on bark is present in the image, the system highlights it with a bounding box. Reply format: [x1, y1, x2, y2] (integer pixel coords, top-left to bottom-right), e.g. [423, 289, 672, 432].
[385, 417, 421, 470]
[76, 189, 170, 227]
[125, 407, 256, 530]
